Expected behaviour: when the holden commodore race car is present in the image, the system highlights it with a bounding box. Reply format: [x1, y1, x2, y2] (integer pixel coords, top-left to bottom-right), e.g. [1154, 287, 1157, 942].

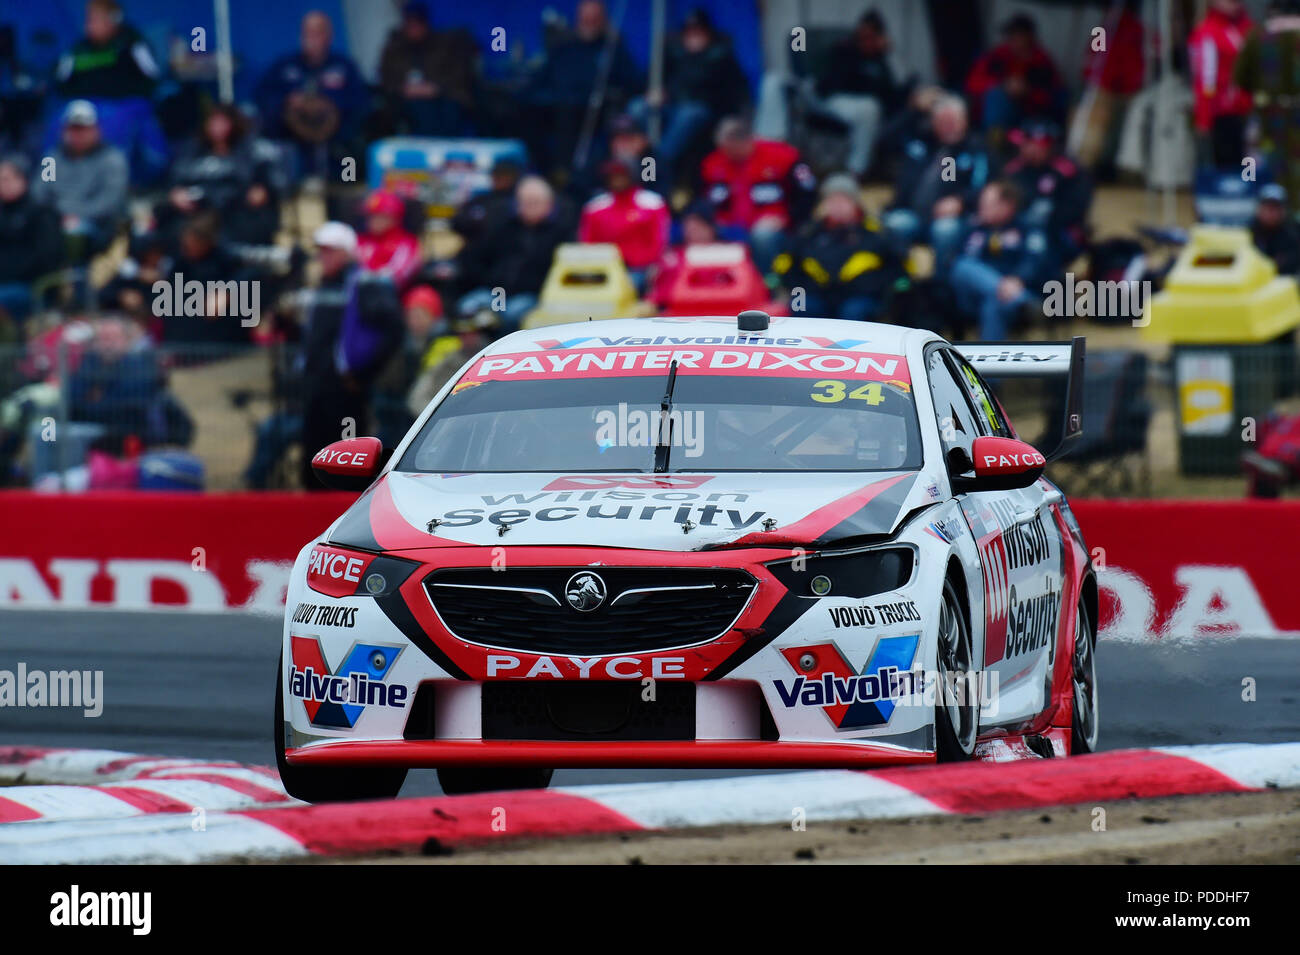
[276, 311, 1098, 801]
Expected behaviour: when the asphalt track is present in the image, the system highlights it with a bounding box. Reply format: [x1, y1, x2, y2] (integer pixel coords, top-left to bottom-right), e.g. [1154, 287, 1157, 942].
[1, 610, 1297, 798]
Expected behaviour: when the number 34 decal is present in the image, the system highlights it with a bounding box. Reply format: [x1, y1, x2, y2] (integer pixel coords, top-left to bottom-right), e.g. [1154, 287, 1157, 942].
[810, 380, 885, 405]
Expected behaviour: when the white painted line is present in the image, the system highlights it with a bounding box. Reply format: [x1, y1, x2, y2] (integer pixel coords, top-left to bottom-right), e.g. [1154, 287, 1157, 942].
[1157, 742, 1300, 789]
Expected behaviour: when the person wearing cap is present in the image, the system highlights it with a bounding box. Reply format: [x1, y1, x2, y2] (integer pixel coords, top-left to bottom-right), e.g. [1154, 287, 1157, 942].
[298, 221, 403, 489]
[455, 176, 571, 332]
[699, 116, 817, 271]
[648, 8, 748, 189]
[1251, 184, 1300, 276]
[570, 113, 654, 203]
[0, 155, 63, 323]
[816, 10, 903, 179]
[772, 173, 902, 322]
[948, 180, 1049, 340]
[371, 283, 460, 445]
[378, 1, 477, 137]
[31, 99, 128, 261]
[578, 158, 670, 292]
[53, 0, 167, 184]
[965, 14, 1066, 141]
[358, 190, 422, 290]
[648, 200, 721, 306]
[1001, 119, 1092, 277]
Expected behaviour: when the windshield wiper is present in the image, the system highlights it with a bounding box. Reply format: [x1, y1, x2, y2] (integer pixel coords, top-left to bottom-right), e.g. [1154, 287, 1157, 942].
[653, 360, 679, 473]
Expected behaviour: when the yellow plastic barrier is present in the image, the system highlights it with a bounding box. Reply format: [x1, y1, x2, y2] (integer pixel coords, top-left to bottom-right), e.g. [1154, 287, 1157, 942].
[1144, 225, 1300, 343]
[522, 243, 655, 329]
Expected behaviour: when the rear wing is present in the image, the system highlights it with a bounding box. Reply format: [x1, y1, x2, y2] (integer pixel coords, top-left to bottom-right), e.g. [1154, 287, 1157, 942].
[954, 336, 1085, 463]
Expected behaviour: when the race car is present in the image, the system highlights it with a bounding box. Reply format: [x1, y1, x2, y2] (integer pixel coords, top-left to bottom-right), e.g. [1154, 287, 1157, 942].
[275, 311, 1098, 801]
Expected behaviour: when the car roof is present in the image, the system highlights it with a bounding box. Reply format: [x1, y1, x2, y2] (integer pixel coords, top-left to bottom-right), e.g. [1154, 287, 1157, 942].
[486, 316, 941, 358]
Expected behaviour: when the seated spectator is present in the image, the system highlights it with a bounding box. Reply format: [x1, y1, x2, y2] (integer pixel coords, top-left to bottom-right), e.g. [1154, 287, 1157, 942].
[457, 175, 570, 333]
[358, 190, 422, 290]
[0, 155, 63, 324]
[949, 180, 1048, 339]
[700, 116, 817, 271]
[773, 173, 902, 321]
[378, 1, 477, 136]
[527, 0, 644, 177]
[1002, 119, 1091, 275]
[816, 9, 902, 179]
[373, 284, 444, 446]
[159, 215, 251, 346]
[54, 0, 168, 183]
[32, 100, 128, 261]
[1251, 184, 1300, 276]
[579, 159, 670, 292]
[98, 233, 168, 330]
[645, 8, 748, 190]
[254, 11, 369, 183]
[299, 221, 403, 489]
[69, 316, 192, 453]
[154, 103, 275, 249]
[571, 113, 654, 202]
[966, 14, 1066, 143]
[886, 94, 992, 265]
[451, 157, 523, 247]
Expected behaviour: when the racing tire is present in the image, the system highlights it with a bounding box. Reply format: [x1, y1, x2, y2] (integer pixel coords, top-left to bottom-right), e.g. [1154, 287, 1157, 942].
[1070, 600, 1100, 754]
[273, 653, 408, 803]
[935, 578, 978, 761]
[436, 768, 555, 795]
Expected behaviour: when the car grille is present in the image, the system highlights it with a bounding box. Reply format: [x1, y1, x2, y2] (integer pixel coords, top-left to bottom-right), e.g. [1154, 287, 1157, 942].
[482, 682, 696, 740]
[425, 566, 756, 654]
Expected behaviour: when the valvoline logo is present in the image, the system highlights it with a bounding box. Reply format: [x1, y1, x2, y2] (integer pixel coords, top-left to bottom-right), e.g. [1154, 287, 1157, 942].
[289, 636, 407, 729]
[774, 636, 920, 730]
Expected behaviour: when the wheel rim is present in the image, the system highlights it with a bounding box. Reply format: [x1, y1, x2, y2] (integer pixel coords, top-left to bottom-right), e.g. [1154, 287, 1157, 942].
[1072, 605, 1099, 751]
[938, 592, 977, 752]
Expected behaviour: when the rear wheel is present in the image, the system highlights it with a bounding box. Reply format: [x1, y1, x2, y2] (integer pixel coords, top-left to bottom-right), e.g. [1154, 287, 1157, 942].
[436, 767, 554, 795]
[273, 653, 408, 803]
[935, 578, 978, 761]
[1070, 601, 1100, 754]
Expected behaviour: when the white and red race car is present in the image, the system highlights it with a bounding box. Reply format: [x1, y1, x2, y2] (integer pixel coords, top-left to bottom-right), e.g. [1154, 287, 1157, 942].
[275, 312, 1097, 800]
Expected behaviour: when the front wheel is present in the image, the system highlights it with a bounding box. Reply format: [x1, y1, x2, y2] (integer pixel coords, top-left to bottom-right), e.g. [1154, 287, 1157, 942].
[273, 653, 408, 803]
[436, 767, 554, 795]
[935, 578, 978, 761]
[1070, 601, 1100, 754]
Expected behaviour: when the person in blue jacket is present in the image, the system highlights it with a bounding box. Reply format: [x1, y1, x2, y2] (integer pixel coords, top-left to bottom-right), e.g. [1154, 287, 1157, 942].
[254, 11, 369, 183]
[949, 180, 1048, 339]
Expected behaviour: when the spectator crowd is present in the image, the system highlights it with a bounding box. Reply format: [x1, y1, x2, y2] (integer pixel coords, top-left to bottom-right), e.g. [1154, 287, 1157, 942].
[1, 0, 1298, 490]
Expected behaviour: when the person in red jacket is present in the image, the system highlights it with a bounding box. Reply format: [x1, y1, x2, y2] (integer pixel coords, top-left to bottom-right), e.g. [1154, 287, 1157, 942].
[1189, 0, 1254, 167]
[578, 158, 670, 292]
[699, 116, 817, 271]
[357, 189, 422, 290]
[966, 14, 1066, 142]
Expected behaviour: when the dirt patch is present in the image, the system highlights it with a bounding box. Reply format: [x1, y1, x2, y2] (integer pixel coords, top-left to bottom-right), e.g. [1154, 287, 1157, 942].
[333, 789, 1299, 865]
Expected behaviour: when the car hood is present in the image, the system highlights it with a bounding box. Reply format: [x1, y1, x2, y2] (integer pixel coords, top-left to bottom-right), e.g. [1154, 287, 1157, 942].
[326, 470, 937, 553]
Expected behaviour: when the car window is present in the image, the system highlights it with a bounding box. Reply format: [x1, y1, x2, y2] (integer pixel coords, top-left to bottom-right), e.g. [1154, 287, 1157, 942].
[399, 370, 923, 473]
[949, 352, 1013, 437]
[926, 349, 980, 457]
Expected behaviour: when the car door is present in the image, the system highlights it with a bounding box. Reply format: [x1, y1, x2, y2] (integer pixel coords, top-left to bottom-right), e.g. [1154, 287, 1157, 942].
[928, 347, 1063, 726]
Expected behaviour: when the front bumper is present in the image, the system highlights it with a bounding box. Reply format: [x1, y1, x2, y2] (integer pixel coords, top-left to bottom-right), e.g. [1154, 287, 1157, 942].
[284, 738, 936, 769]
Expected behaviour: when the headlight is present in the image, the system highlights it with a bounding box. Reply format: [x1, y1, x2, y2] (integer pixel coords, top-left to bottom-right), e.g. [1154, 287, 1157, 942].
[765, 546, 915, 599]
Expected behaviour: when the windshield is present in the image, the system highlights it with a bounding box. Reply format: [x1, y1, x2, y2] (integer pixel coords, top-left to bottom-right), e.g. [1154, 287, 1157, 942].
[397, 349, 921, 473]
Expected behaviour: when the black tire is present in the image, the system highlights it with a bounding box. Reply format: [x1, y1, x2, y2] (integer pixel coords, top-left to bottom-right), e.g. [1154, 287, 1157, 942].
[436, 767, 554, 795]
[1070, 600, 1100, 754]
[273, 653, 408, 803]
[935, 577, 978, 761]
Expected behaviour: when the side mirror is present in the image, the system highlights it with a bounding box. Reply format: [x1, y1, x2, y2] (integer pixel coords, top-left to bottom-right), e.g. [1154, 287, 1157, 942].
[950, 436, 1046, 493]
[311, 437, 384, 491]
